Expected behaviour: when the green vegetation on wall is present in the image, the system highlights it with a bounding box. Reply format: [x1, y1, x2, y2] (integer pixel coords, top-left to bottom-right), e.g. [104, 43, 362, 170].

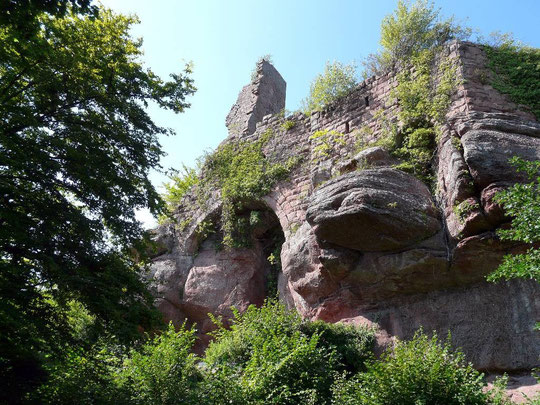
[358, 1, 464, 185]
[160, 165, 199, 223]
[310, 129, 347, 163]
[200, 128, 297, 247]
[162, 129, 298, 248]
[453, 199, 480, 224]
[483, 39, 540, 119]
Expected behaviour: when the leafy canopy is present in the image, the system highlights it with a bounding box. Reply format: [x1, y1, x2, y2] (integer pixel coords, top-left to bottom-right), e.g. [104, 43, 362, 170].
[364, 0, 470, 76]
[302, 61, 358, 113]
[0, 5, 194, 401]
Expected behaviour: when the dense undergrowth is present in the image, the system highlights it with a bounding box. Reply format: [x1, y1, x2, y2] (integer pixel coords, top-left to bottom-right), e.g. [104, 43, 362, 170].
[36, 301, 517, 405]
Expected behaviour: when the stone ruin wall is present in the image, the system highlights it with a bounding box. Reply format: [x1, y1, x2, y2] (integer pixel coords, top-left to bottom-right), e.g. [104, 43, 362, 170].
[150, 41, 540, 371]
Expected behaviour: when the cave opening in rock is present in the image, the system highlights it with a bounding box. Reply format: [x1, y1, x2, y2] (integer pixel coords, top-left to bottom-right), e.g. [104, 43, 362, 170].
[191, 203, 286, 301]
[244, 206, 285, 298]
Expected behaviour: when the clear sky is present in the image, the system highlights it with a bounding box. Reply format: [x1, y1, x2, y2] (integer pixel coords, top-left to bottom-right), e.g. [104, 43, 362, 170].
[99, 0, 540, 227]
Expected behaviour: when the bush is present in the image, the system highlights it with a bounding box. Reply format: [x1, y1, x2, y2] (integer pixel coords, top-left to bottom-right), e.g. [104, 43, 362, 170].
[119, 323, 202, 405]
[332, 331, 492, 405]
[37, 343, 129, 405]
[205, 300, 373, 404]
[300, 320, 374, 374]
[160, 164, 199, 222]
[302, 61, 358, 113]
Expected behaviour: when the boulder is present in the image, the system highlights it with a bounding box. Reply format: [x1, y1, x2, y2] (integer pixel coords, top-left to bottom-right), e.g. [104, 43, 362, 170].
[462, 129, 540, 190]
[280, 223, 340, 312]
[450, 231, 528, 284]
[337, 147, 398, 174]
[307, 169, 441, 251]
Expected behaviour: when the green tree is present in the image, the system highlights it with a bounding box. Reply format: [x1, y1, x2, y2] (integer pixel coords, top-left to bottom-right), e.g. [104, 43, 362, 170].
[363, 0, 470, 76]
[302, 61, 358, 113]
[160, 164, 199, 222]
[0, 0, 97, 34]
[0, 6, 195, 402]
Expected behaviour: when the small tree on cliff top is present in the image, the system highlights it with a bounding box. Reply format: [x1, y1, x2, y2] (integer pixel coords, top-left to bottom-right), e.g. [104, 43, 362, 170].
[363, 0, 470, 76]
[302, 60, 358, 113]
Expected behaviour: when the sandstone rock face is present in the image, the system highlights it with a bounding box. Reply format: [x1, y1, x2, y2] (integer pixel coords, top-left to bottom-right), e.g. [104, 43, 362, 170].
[307, 169, 440, 252]
[225, 59, 286, 137]
[150, 41, 540, 373]
[462, 129, 540, 189]
[182, 238, 266, 331]
[361, 279, 539, 371]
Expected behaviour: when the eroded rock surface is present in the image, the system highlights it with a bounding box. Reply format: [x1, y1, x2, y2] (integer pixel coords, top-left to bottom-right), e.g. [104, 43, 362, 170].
[150, 43, 540, 375]
[307, 169, 440, 252]
[462, 129, 540, 189]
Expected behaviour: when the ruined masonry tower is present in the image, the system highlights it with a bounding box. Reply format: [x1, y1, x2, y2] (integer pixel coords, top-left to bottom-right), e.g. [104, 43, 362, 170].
[225, 59, 286, 138]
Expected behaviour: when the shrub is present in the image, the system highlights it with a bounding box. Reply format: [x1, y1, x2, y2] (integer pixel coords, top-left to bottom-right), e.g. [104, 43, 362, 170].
[299, 321, 374, 374]
[488, 158, 540, 287]
[119, 323, 202, 405]
[205, 300, 364, 404]
[302, 61, 358, 113]
[332, 331, 491, 405]
[160, 164, 199, 222]
[281, 119, 297, 131]
[251, 54, 273, 82]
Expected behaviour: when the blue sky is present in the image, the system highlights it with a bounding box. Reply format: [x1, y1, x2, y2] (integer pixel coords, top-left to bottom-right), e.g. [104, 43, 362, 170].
[100, 0, 540, 227]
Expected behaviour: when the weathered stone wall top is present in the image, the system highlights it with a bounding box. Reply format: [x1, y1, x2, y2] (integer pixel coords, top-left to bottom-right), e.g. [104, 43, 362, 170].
[225, 59, 286, 138]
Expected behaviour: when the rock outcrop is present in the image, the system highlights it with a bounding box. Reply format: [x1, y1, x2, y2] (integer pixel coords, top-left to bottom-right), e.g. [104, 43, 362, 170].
[306, 169, 441, 252]
[149, 41, 540, 376]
